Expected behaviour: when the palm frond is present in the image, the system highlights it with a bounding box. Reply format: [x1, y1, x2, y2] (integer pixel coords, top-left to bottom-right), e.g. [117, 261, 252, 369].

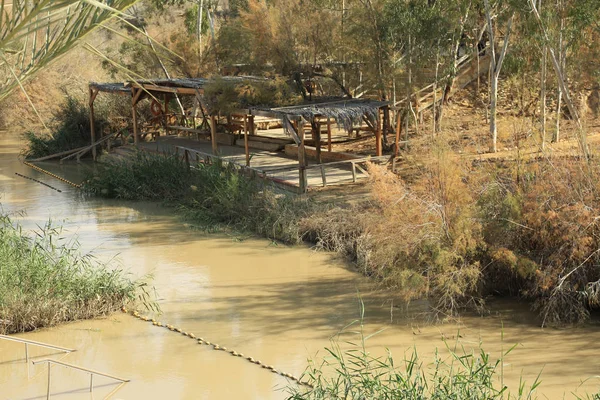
[0, 0, 139, 102]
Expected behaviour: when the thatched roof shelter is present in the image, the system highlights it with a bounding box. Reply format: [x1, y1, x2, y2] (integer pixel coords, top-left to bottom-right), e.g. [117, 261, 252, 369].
[250, 99, 389, 144]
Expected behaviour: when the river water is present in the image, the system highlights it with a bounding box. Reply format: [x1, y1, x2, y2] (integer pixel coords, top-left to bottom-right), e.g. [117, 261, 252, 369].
[1, 130, 599, 399]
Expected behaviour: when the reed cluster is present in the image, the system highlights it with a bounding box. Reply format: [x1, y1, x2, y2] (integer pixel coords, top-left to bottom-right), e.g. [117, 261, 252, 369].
[0, 214, 152, 334]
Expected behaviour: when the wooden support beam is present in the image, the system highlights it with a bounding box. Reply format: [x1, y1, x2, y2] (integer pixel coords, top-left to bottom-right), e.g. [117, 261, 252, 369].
[210, 114, 218, 155]
[298, 122, 307, 193]
[89, 87, 98, 161]
[312, 119, 322, 164]
[244, 115, 250, 166]
[395, 110, 402, 157]
[163, 93, 169, 137]
[131, 88, 140, 145]
[375, 110, 382, 156]
[249, 115, 255, 136]
[327, 118, 332, 152]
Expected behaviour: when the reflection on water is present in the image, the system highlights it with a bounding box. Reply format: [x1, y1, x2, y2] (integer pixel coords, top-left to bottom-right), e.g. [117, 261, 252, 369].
[1, 131, 599, 399]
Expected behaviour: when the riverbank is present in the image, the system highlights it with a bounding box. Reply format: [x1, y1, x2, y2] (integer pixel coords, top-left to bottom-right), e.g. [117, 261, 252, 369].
[84, 146, 600, 326]
[3, 126, 600, 398]
[0, 212, 152, 334]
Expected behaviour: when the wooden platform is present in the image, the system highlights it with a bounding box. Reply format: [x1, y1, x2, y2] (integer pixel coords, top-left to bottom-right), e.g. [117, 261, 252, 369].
[133, 136, 375, 191]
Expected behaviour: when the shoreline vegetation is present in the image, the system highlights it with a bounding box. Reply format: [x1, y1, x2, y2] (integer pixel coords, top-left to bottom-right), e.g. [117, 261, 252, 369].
[0, 213, 154, 335]
[284, 315, 599, 400]
[84, 147, 600, 327]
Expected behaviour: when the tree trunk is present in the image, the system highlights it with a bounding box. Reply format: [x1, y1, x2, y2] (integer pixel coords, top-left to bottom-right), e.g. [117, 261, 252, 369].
[530, 0, 585, 156]
[484, 0, 513, 153]
[541, 45, 547, 149]
[554, 9, 564, 143]
[490, 71, 498, 152]
[539, 0, 547, 149]
[432, 44, 440, 136]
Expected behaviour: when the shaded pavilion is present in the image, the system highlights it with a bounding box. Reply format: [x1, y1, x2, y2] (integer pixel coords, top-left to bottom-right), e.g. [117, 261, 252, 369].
[249, 99, 391, 191]
[88, 78, 394, 193]
[88, 76, 268, 159]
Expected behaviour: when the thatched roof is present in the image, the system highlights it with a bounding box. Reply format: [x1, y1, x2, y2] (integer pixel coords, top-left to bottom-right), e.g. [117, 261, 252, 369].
[250, 99, 388, 143]
[90, 76, 268, 93]
[89, 82, 130, 93]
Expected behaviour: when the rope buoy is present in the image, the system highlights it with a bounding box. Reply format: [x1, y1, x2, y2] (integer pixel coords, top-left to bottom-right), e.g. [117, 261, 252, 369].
[15, 172, 62, 192]
[123, 309, 312, 388]
[23, 161, 81, 189]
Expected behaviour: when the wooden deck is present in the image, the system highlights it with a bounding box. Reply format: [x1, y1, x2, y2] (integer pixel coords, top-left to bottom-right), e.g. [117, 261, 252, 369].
[135, 136, 376, 191]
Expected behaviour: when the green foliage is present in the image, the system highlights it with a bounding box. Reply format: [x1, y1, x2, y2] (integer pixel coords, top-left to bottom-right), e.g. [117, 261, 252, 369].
[0, 0, 139, 103]
[0, 214, 154, 334]
[84, 151, 310, 244]
[23, 96, 104, 159]
[286, 312, 542, 399]
[83, 151, 193, 201]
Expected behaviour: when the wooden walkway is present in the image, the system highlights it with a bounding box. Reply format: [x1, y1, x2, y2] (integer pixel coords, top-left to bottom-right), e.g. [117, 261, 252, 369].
[135, 136, 374, 191]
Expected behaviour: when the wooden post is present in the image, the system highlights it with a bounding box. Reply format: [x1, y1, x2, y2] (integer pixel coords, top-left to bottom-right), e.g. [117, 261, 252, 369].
[298, 121, 307, 193]
[320, 165, 327, 187]
[249, 115, 255, 136]
[375, 109, 382, 156]
[184, 149, 190, 170]
[313, 119, 322, 164]
[88, 87, 98, 160]
[163, 93, 169, 137]
[383, 105, 391, 142]
[131, 88, 141, 146]
[327, 118, 332, 152]
[395, 110, 402, 157]
[244, 115, 250, 166]
[210, 114, 218, 154]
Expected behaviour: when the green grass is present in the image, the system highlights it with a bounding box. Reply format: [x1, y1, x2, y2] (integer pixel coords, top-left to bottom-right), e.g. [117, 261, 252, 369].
[83, 151, 311, 244]
[286, 302, 599, 400]
[0, 213, 154, 334]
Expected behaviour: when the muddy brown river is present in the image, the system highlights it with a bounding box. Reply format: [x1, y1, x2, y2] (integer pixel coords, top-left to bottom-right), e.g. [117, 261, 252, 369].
[1, 130, 599, 399]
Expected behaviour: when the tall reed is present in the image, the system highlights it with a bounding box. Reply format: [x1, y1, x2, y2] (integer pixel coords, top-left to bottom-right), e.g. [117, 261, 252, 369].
[0, 213, 154, 334]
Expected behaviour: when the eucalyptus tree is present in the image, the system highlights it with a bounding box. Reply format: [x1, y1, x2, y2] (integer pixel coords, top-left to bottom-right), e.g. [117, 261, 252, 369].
[484, 0, 514, 153]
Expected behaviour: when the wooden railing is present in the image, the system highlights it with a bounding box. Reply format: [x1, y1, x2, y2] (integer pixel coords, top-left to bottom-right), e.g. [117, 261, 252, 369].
[173, 145, 394, 192]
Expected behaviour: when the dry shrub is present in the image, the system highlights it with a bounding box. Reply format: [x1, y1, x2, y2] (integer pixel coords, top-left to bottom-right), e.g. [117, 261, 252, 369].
[516, 160, 600, 325]
[304, 145, 484, 316]
[477, 156, 600, 325]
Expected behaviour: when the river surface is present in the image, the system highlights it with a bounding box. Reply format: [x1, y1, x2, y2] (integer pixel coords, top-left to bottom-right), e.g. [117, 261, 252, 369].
[1, 130, 599, 399]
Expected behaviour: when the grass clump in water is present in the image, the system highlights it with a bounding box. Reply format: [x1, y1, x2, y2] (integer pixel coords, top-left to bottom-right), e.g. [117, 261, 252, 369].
[286, 302, 599, 400]
[0, 213, 153, 334]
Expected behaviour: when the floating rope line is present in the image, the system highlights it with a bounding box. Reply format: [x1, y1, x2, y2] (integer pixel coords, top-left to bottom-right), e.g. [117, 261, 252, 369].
[15, 172, 62, 192]
[23, 161, 82, 189]
[121, 308, 312, 388]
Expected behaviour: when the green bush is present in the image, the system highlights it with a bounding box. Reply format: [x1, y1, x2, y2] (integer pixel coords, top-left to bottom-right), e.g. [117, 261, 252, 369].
[23, 96, 105, 159]
[203, 77, 302, 115]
